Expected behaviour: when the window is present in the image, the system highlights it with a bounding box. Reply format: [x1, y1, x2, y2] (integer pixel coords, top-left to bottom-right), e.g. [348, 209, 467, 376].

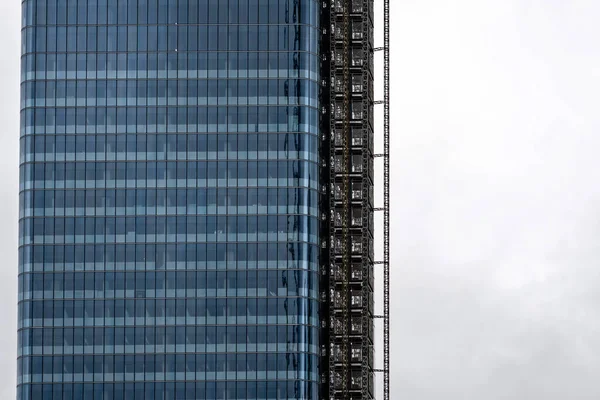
[352, 155, 363, 172]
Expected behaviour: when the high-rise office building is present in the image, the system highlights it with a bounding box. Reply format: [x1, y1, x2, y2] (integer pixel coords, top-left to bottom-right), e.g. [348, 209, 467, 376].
[18, 1, 389, 400]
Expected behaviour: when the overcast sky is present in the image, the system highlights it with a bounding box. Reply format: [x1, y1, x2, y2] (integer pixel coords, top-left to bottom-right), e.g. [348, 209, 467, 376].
[1, 1, 600, 399]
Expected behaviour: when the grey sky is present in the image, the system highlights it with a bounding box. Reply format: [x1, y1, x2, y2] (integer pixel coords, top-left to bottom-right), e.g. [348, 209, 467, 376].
[389, 1, 600, 398]
[1, 1, 600, 399]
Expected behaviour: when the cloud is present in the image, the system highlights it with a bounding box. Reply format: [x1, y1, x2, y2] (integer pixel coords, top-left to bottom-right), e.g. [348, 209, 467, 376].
[0, 1, 22, 399]
[389, 0, 600, 398]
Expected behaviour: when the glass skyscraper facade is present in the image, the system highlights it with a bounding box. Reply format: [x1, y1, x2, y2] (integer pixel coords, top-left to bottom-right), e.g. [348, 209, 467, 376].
[19, 1, 322, 399]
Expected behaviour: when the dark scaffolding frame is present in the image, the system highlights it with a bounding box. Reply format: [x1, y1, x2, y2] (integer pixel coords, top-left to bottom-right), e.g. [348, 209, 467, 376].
[320, 0, 389, 399]
[380, 0, 390, 398]
[372, 0, 390, 396]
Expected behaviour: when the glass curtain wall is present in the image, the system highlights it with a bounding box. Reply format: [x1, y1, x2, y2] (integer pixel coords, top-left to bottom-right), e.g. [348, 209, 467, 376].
[18, 0, 320, 399]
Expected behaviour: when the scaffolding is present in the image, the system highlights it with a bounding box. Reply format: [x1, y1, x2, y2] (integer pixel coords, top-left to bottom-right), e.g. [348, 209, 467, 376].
[382, 1, 390, 399]
[320, 0, 388, 399]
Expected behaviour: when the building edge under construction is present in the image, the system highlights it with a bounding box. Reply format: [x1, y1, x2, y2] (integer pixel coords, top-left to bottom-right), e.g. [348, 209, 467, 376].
[319, 0, 389, 399]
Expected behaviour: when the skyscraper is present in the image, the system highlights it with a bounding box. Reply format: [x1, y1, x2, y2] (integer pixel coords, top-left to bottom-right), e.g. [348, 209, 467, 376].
[18, 1, 389, 400]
